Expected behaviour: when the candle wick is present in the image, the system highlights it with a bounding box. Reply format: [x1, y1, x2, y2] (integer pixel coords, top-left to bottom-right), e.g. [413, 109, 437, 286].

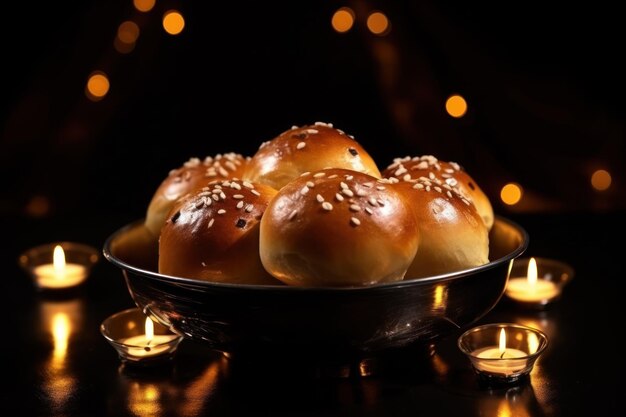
[500, 350, 506, 359]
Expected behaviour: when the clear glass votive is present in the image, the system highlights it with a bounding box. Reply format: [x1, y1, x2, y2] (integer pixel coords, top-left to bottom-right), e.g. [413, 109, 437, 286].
[505, 257, 574, 308]
[100, 307, 183, 366]
[19, 242, 99, 290]
[458, 323, 548, 386]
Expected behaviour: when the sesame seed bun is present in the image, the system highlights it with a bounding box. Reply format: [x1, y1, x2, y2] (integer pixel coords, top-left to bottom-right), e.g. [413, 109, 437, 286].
[243, 122, 381, 190]
[145, 153, 250, 237]
[259, 168, 419, 287]
[393, 179, 490, 278]
[158, 179, 282, 285]
[383, 155, 494, 230]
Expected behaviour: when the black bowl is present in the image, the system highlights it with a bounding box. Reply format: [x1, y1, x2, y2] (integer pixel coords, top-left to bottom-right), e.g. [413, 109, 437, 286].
[103, 216, 527, 360]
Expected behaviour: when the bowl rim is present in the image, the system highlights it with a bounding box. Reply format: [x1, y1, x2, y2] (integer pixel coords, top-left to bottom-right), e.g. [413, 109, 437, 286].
[102, 215, 528, 292]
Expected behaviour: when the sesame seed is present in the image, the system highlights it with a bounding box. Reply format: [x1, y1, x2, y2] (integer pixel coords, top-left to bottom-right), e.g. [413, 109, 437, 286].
[201, 262, 207, 267]
[306, 181, 315, 188]
[300, 185, 310, 195]
[230, 182, 242, 190]
[297, 142, 306, 150]
[368, 197, 377, 206]
[322, 202, 333, 211]
[356, 189, 367, 197]
[415, 161, 428, 169]
[377, 199, 385, 206]
[403, 174, 412, 181]
[462, 198, 471, 205]
[251, 189, 261, 196]
[212, 194, 219, 201]
[313, 172, 326, 178]
[350, 204, 361, 212]
[426, 186, 431, 192]
[335, 193, 344, 202]
[195, 199, 205, 209]
[434, 186, 442, 193]
[219, 192, 226, 200]
[288, 210, 298, 220]
[236, 201, 244, 209]
[225, 161, 237, 171]
[291, 125, 298, 130]
[365, 207, 373, 215]
[340, 182, 349, 189]
[342, 189, 354, 197]
[328, 174, 338, 179]
[376, 185, 386, 191]
[243, 181, 254, 189]
[413, 183, 424, 189]
[345, 175, 354, 180]
[245, 204, 254, 212]
[233, 194, 244, 199]
[218, 167, 229, 177]
[447, 190, 453, 198]
[218, 209, 226, 215]
[362, 182, 373, 188]
[395, 166, 407, 176]
[300, 171, 311, 177]
[306, 128, 319, 134]
[208, 218, 215, 228]
[350, 217, 361, 226]
[316, 194, 324, 203]
[429, 172, 436, 180]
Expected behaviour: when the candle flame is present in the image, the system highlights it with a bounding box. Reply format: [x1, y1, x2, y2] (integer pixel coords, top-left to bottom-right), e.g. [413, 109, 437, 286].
[527, 257, 538, 286]
[53, 245, 66, 275]
[499, 328, 507, 355]
[144, 316, 154, 344]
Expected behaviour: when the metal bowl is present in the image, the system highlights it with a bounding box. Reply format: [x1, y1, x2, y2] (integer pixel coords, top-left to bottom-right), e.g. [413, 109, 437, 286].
[103, 216, 527, 359]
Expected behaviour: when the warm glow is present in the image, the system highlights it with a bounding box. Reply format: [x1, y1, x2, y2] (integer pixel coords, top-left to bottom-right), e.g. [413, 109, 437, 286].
[498, 328, 507, 355]
[367, 11, 389, 35]
[527, 257, 538, 286]
[86, 72, 110, 101]
[527, 331, 539, 354]
[52, 312, 70, 361]
[331, 8, 354, 33]
[591, 169, 612, 191]
[144, 316, 154, 343]
[53, 245, 65, 276]
[163, 10, 185, 35]
[133, 0, 155, 13]
[434, 284, 446, 309]
[117, 21, 140, 44]
[500, 183, 523, 205]
[128, 382, 160, 416]
[445, 94, 468, 118]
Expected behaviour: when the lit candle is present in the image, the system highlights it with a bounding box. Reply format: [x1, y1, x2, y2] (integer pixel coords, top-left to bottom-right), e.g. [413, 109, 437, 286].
[33, 245, 88, 289]
[472, 328, 528, 375]
[118, 316, 180, 359]
[505, 257, 559, 303]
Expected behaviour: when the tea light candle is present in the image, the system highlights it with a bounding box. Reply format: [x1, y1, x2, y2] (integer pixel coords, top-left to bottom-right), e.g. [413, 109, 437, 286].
[458, 323, 548, 385]
[100, 308, 183, 366]
[505, 257, 574, 307]
[19, 242, 99, 290]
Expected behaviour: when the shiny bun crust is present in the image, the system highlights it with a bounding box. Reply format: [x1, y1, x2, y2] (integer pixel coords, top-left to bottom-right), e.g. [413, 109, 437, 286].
[259, 168, 419, 287]
[145, 153, 250, 237]
[244, 122, 382, 190]
[158, 179, 281, 285]
[383, 155, 494, 230]
[393, 179, 489, 279]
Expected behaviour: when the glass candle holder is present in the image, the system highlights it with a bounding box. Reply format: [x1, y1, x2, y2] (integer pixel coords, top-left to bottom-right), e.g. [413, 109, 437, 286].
[504, 257, 574, 308]
[458, 323, 548, 386]
[19, 242, 99, 290]
[100, 307, 183, 366]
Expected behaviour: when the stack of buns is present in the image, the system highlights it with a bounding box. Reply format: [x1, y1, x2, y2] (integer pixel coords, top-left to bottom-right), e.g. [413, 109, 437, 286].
[147, 122, 492, 286]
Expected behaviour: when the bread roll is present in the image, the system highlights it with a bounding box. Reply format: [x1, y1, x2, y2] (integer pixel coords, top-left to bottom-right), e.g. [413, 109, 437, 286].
[158, 178, 281, 285]
[393, 178, 489, 279]
[383, 155, 494, 230]
[259, 168, 419, 287]
[244, 122, 381, 190]
[145, 153, 250, 237]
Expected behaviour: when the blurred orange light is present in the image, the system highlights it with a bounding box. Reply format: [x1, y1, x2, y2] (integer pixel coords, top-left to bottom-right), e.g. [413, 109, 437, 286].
[163, 10, 185, 35]
[25, 195, 50, 218]
[133, 0, 155, 13]
[114, 37, 135, 54]
[591, 169, 612, 191]
[367, 11, 389, 35]
[445, 95, 468, 118]
[86, 72, 110, 101]
[331, 8, 354, 33]
[500, 183, 523, 206]
[117, 21, 140, 44]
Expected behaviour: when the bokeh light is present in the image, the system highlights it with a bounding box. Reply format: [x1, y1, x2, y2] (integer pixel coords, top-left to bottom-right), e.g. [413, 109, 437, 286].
[133, 0, 155, 13]
[591, 169, 612, 191]
[117, 21, 140, 44]
[367, 11, 389, 35]
[500, 183, 523, 205]
[85, 72, 110, 101]
[163, 10, 185, 35]
[331, 8, 355, 33]
[445, 94, 468, 118]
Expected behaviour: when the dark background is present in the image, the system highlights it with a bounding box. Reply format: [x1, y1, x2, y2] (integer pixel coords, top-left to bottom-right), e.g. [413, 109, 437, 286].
[2, 0, 625, 231]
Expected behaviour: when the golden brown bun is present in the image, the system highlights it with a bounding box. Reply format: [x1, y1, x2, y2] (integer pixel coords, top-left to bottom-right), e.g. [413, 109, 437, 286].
[145, 153, 250, 237]
[393, 179, 489, 279]
[383, 155, 494, 230]
[243, 122, 381, 190]
[259, 168, 419, 287]
[158, 179, 282, 285]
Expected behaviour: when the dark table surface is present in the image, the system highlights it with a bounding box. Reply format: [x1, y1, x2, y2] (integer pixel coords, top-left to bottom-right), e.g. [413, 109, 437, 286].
[1, 209, 622, 417]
